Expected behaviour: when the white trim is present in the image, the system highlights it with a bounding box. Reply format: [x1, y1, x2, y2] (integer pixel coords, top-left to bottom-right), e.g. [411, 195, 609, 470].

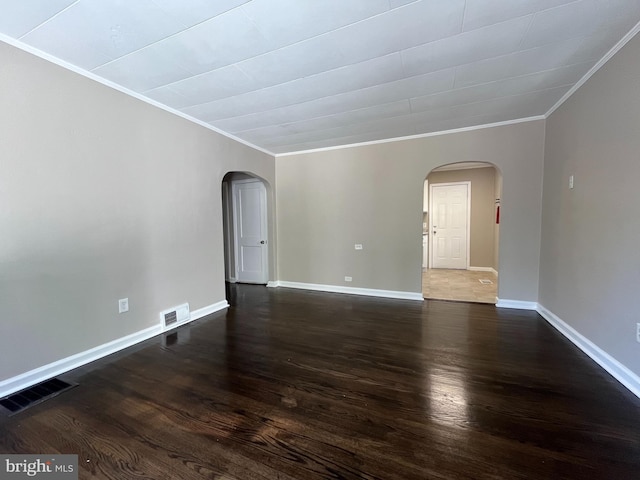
[0, 325, 161, 398]
[469, 267, 500, 276]
[470, 266, 498, 276]
[162, 300, 229, 333]
[0, 35, 273, 157]
[266, 281, 281, 288]
[495, 298, 537, 310]
[227, 277, 237, 284]
[432, 162, 495, 172]
[191, 300, 229, 321]
[222, 181, 234, 283]
[537, 304, 640, 399]
[468, 266, 496, 273]
[0, 300, 229, 398]
[275, 116, 544, 157]
[277, 281, 423, 301]
[7, 16, 639, 160]
[546, 20, 640, 118]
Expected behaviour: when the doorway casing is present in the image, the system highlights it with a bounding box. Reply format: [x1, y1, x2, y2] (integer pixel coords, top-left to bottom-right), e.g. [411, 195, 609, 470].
[422, 162, 502, 304]
[222, 172, 271, 286]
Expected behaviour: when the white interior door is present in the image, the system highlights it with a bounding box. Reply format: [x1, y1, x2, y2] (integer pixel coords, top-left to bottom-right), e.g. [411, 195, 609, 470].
[430, 182, 469, 269]
[232, 179, 268, 284]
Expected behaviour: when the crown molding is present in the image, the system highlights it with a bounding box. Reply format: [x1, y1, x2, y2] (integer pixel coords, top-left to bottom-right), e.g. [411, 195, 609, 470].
[0, 34, 275, 157]
[5, 15, 639, 159]
[545, 20, 640, 118]
[274, 116, 545, 157]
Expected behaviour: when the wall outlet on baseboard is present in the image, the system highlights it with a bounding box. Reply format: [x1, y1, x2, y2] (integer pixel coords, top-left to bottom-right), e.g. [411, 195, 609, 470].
[636, 323, 640, 343]
[344, 276, 352, 282]
[118, 298, 129, 313]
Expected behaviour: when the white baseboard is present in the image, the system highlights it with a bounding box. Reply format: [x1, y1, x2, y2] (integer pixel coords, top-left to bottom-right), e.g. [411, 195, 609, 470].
[495, 298, 537, 310]
[469, 266, 498, 276]
[191, 300, 229, 320]
[277, 281, 423, 301]
[0, 324, 161, 398]
[227, 277, 237, 284]
[0, 300, 229, 399]
[537, 304, 640, 399]
[266, 281, 280, 288]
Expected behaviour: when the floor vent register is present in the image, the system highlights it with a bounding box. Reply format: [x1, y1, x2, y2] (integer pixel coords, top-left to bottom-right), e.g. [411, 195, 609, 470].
[0, 378, 76, 415]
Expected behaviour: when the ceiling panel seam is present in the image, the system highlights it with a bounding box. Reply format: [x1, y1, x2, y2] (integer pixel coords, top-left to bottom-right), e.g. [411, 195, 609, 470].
[89, 1, 250, 70]
[19, 1, 80, 40]
[230, 83, 575, 138]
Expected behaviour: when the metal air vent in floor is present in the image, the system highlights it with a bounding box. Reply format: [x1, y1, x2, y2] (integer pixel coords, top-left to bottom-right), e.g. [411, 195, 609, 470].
[0, 378, 76, 416]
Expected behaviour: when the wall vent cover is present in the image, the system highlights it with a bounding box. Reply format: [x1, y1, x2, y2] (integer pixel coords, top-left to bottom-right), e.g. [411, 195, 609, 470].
[160, 303, 190, 330]
[0, 378, 76, 416]
[164, 310, 177, 326]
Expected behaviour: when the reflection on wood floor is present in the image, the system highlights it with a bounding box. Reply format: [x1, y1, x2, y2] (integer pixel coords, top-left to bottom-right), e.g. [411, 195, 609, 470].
[423, 268, 497, 303]
[1, 284, 640, 479]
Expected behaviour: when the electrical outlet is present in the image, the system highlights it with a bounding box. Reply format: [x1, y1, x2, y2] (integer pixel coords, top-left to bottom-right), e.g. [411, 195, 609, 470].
[344, 276, 352, 282]
[636, 323, 640, 343]
[569, 175, 574, 189]
[354, 244, 363, 250]
[118, 298, 129, 313]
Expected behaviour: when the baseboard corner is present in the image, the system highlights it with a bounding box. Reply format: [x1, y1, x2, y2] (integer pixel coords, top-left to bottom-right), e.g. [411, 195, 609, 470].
[495, 298, 538, 310]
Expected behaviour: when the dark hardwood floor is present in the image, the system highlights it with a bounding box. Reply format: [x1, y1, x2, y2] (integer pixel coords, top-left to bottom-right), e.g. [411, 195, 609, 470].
[1, 284, 639, 479]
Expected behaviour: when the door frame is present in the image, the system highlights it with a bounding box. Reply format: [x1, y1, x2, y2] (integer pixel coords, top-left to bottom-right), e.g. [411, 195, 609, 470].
[428, 181, 471, 270]
[222, 181, 235, 282]
[231, 178, 268, 284]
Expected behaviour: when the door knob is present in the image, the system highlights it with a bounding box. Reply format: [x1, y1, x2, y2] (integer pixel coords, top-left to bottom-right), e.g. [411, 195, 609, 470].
[260, 240, 266, 244]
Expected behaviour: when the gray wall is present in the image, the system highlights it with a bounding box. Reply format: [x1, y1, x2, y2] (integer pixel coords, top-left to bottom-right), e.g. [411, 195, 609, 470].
[540, 33, 640, 377]
[276, 120, 545, 299]
[427, 166, 497, 268]
[0, 41, 275, 381]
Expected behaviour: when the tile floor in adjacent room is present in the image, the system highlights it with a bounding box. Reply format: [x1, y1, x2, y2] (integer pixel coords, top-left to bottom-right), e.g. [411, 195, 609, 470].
[422, 268, 497, 304]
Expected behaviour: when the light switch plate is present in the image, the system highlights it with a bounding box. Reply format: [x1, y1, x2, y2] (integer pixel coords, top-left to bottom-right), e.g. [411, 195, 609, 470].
[118, 298, 129, 313]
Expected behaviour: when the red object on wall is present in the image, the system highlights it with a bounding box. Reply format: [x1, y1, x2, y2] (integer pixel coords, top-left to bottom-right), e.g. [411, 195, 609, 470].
[496, 205, 500, 224]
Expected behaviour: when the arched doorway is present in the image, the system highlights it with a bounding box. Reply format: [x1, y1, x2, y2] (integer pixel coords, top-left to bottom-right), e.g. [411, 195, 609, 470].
[221, 172, 271, 292]
[422, 162, 502, 304]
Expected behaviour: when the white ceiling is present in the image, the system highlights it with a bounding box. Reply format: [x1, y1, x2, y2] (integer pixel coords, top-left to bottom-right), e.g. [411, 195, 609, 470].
[1, 0, 639, 155]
